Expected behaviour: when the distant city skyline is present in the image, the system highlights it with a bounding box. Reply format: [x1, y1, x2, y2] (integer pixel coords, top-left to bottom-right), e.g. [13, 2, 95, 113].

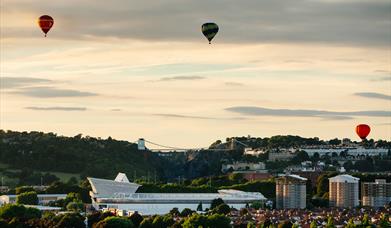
[1, 0, 390, 147]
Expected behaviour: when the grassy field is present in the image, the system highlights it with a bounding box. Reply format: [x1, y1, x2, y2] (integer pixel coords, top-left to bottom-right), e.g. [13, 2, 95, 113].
[0, 162, 80, 187]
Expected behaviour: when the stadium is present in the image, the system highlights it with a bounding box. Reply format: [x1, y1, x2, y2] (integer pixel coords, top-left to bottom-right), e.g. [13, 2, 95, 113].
[88, 173, 267, 215]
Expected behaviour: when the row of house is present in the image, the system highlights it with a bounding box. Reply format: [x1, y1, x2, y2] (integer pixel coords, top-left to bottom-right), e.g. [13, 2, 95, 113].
[276, 174, 391, 209]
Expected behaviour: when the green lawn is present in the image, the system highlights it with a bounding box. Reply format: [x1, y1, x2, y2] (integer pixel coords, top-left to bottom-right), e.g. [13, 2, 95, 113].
[0, 162, 80, 187]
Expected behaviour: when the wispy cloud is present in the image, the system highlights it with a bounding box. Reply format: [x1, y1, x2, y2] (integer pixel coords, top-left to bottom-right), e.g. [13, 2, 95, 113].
[153, 113, 214, 120]
[25, 106, 87, 111]
[0, 77, 52, 89]
[224, 82, 245, 87]
[225, 106, 391, 120]
[153, 113, 246, 121]
[354, 92, 391, 101]
[158, 76, 205, 82]
[13, 87, 98, 98]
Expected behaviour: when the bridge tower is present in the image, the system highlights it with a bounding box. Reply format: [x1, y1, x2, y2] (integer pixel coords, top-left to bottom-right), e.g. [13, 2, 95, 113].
[138, 138, 146, 150]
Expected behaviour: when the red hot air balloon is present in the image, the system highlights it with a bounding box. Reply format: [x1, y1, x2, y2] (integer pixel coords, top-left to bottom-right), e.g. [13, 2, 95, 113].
[38, 15, 54, 37]
[356, 124, 371, 140]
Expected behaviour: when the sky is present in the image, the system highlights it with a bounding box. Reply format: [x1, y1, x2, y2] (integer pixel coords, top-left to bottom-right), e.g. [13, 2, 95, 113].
[1, 0, 390, 148]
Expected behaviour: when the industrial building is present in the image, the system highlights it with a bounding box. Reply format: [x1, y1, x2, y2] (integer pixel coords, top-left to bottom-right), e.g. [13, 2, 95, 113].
[362, 179, 391, 208]
[88, 173, 266, 215]
[276, 174, 307, 209]
[329, 174, 360, 208]
[0, 194, 67, 205]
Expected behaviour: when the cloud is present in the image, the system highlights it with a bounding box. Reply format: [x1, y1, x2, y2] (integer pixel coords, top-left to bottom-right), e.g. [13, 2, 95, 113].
[225, 106, 391, 120]
[13, 87, 98, 98]
[153, 113, 214, 120]
[153, 113, 246, 120]
[25, 106, 87, 111]
[354, 92, 391, 100]
[224, 82, 245, 87]
[0, 77, 52, 89]
[158, 76, 205, 81]
[371, 76, 391, 82]
[3, 0, 390, 46]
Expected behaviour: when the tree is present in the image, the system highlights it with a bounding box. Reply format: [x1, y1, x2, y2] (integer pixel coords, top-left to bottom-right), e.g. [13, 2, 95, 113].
[66, 202, 84, 212]
[292, 151, 310, 163]
[15, 186, 35, 195]
[206, 214, 231, 228]
[129, 212, 143, 227]
[55, 213, 85, 228]
[247, 222, 256, 228]
[139, 218, 154, 228]
[182, 214, 208, 228]
[95, 216, 134, 228]
[278, 220, 293, 228]
[379, 213, 390, 228]
[250, 201, 262, 210]
[361, 214, 370, 227]
[215, 204, 231, 215]
[210, 198, 225, 209]
[169, 207, 180, 217]
[196, 202, 203, 211]
[16, 191, 39, 205]
[346, 219, 355, 228]
[325, 217, 335, 228]
[180, 208, 194, 217]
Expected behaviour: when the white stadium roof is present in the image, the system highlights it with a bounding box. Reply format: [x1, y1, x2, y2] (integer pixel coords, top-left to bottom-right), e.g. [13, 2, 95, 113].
[88, 173, 140, 198]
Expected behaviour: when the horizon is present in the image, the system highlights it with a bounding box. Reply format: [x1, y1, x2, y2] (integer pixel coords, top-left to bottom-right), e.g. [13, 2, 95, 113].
[1, 0, 390, 147]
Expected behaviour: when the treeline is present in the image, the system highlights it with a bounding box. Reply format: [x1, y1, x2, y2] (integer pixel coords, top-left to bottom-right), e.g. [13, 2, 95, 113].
[137, 173, 276, 199]
[0, 130, 165, 179]
[210, 135, 391, 150]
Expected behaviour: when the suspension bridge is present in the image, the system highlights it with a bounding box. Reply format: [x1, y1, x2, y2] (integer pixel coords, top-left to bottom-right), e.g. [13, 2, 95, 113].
[135, 138, 249, 152]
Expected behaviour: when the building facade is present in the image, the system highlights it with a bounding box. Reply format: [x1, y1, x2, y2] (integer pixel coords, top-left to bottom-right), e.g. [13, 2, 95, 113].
[329, 174, 359, 208]
[362, 179, 391, 208]
[276, 174, 307, 209]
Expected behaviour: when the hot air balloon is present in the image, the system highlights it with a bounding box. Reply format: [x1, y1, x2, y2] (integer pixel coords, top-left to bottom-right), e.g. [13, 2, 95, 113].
[356, 124, 370, 140]
[38, 15, 54, 37]
[202, 22, 219, 44]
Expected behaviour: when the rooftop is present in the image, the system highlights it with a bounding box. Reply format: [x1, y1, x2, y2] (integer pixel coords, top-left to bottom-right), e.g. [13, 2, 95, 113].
[329, 174, 359, 183]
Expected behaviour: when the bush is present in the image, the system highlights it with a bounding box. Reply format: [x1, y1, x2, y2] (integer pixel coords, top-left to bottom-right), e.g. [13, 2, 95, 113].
[16, 191, 39, 205]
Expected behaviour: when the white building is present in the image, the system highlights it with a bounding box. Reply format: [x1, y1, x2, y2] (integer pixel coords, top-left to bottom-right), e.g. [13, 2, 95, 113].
[329, 174, 360, 208]
[0, 194, 67, 205]
[303, 147, 388, 157]
[88, 173, 266, 215]
[221, 162, 266, 173]
[276, 174, 307, 209]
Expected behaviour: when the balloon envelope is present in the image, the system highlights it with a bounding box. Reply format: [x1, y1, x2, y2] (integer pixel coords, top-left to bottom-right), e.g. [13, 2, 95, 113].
[202, 23, 219, 44]
[38, 15, 54, 37]
[356, 124, 370, 140]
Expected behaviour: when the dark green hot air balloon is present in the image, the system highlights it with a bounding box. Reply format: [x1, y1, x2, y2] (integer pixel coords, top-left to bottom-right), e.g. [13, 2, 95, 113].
[202, 22, 219, 44]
